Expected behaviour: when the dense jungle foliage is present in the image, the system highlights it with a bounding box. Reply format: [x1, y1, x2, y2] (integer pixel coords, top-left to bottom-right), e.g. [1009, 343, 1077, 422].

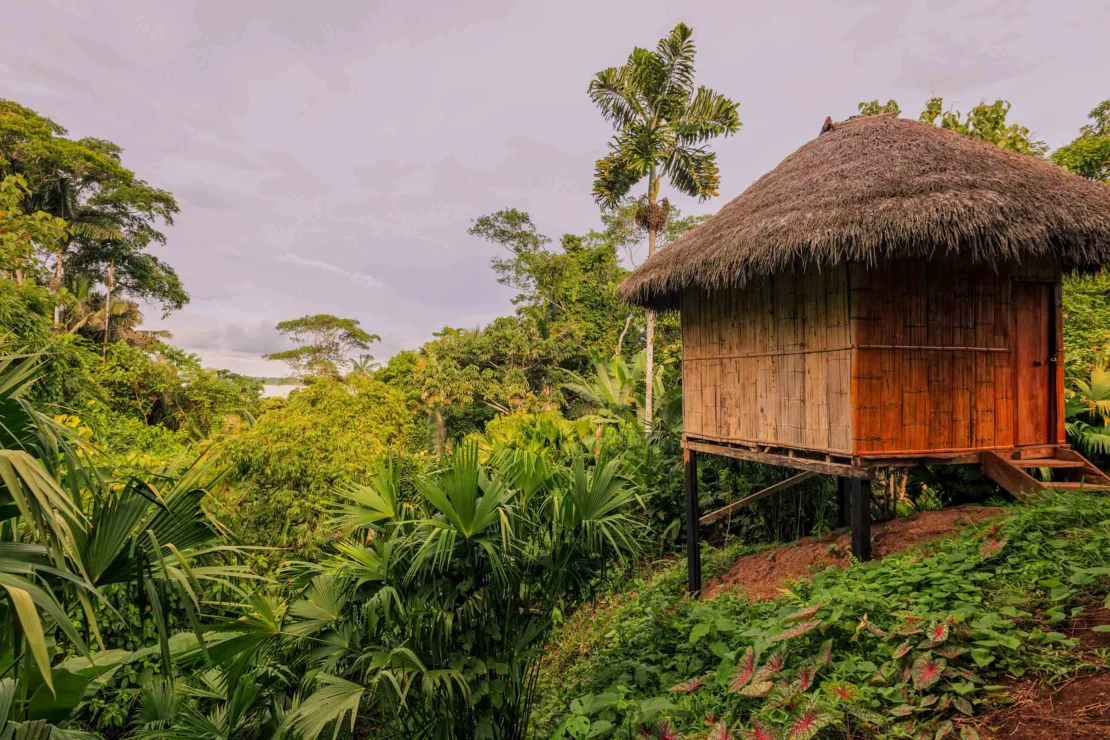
[1, 21, 1110, 739]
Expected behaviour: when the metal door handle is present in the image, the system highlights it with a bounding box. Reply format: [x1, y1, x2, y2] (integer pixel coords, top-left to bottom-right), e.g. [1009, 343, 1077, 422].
[1033, 361, 1043, 367]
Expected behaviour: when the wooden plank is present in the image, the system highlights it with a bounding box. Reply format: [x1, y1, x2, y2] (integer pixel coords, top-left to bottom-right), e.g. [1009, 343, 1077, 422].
[684, 440, 873, 478]
[1015, 444, 1065, 459]
[981, 450, 1044, 500]
[1010, 459, 1085, 468]
[1051, 449, 1110, 484]
[699, 471, 818, 524]
[1050, 482, 1110, 491]
[864, 452, 983, 466]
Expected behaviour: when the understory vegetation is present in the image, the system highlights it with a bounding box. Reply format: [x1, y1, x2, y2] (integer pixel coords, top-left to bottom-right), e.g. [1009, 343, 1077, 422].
[1, 22, 1110, 740]
[535, 493, 1110, 739]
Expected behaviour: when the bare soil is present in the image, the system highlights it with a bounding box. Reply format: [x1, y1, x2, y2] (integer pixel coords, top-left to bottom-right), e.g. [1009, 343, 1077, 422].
[1067, 605, 1110, 652]
[703, 506, 1005, 600]
[973, 603, 1110, 739]
[974, 672, 1110, 739]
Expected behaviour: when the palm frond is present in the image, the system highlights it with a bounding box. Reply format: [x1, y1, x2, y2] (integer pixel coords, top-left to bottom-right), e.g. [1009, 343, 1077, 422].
[587, 67, 642, 128]
[676, 86, 741, 145]
[592, 143, 647, 210]
[278, 673, 364, 740]
[650, 22, 697, 102]
[664, 146, 722, 200]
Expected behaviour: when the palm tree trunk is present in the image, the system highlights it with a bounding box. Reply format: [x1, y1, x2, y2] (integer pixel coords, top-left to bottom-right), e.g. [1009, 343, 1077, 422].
[644, 166, 658, 436]
[49, 243, 68, 325]
[433, 407, 446, 456]
[103, 262, 114, 358]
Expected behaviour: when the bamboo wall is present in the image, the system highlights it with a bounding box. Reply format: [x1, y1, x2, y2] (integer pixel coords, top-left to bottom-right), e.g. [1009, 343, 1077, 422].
[850, 256, 1060, 455]
[681, 255, 1062, 458]
[681, 264, 854, 453]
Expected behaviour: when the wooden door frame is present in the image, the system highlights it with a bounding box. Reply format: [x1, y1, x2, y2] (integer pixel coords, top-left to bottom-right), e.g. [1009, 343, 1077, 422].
[1012, 278, 1062, 447]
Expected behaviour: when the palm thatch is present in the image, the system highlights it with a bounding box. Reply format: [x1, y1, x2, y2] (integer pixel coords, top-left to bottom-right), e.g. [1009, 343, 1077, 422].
[617, 113, 1110, 309]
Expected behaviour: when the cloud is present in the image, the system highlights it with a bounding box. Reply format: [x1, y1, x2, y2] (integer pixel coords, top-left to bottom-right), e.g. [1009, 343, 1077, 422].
[162, 317, 286, 356]
[276, 253, 385, 288]
[7, 0, 1109, 380]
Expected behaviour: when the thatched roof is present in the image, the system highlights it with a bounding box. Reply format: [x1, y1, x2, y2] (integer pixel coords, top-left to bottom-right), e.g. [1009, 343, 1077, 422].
[618, 113, 1110, 309]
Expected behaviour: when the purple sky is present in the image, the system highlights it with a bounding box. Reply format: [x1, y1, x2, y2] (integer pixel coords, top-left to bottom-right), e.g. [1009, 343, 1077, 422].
[3, 0, 1107, 375]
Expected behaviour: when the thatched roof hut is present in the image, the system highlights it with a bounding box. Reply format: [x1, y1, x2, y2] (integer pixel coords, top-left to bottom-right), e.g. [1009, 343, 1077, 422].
[619, 114, 1110, 311]
[641, 114, 1110, 585]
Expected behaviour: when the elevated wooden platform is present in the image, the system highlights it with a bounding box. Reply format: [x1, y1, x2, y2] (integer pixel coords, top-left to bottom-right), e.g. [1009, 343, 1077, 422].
[681, 438, 1109, 597]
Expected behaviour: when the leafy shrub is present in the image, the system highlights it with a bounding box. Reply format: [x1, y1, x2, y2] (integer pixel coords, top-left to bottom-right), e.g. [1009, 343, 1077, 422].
[538, 493, 1110, 739]
[218, 373, 415, 549]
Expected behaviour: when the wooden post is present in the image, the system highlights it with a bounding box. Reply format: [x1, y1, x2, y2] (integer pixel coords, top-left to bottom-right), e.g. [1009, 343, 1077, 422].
[684, 448, 701, 596]
[837, 476, 852, 528]
[848, 477, 871, 561]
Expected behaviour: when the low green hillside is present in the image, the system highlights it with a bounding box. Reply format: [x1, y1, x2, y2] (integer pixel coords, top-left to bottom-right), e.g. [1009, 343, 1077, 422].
[533, 493, 1110, 739]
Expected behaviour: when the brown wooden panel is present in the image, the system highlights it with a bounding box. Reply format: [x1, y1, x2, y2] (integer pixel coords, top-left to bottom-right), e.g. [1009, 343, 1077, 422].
[1014, 282, 1054, 446]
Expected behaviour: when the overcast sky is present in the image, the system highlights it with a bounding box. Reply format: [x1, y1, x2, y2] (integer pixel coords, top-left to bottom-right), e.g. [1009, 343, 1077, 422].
[3, 0, 1107, 376]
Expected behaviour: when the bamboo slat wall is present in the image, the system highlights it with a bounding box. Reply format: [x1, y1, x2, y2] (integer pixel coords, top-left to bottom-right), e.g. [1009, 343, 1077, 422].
[681, 255, 1062, 458]
[681, 264, 853, 453]
[850, 256, 1060, 455]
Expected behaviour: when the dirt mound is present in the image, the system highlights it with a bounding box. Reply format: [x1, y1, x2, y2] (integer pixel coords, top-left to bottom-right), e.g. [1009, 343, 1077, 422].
[703, 506, 1004, 600]
[976, 672, 1110, 739]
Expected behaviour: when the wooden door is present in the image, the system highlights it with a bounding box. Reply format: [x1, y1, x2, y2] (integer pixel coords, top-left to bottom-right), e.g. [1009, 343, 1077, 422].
[1013, 282, 1055, 446]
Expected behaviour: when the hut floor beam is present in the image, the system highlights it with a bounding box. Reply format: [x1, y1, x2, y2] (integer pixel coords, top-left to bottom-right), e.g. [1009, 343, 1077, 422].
[683, 440, 872, 479]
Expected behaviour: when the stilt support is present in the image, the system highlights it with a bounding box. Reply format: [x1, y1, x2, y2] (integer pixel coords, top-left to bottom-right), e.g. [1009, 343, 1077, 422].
[684, 448, 701, 596]
[845, 476, 871, 561]
[837, 476, 852, 528]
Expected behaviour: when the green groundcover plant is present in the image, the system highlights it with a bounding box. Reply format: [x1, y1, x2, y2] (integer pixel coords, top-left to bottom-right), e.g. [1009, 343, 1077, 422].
[538, 493, 1110, 739]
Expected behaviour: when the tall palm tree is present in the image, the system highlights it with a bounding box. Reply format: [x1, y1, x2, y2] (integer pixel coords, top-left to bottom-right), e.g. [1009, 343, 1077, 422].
[588, 22, 740, 431]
